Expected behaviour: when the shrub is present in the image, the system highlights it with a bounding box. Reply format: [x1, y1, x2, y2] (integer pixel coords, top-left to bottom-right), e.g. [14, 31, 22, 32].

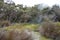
[38, 22, 60, 40]
[0, 29, 40, 40]
[0, 20, 11, 27]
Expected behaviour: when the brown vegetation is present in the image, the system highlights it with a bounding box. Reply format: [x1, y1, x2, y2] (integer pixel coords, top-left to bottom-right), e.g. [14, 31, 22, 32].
[0, 29, 34, 40]
[38, 22, 60, 40]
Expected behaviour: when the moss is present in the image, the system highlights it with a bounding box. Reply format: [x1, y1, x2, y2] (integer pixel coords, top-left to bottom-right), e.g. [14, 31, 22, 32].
[0, 23, 39, 31]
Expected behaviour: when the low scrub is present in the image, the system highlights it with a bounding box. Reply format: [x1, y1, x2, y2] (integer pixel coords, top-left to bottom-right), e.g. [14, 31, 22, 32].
[0, 20, 11, 28]
[39, 22, 60, 40]
[0, 28, 40, 40]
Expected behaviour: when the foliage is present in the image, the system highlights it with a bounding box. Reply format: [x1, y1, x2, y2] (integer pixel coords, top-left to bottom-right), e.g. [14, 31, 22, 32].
[0, 0, 60, 23]
[0, 23, 40, 40]
[3, 23, 39, 31]
[0, 20, 11, 27]
[0, 0, 60, 40]
[0, 29, 35, 40]
[39, 22, 60, 40]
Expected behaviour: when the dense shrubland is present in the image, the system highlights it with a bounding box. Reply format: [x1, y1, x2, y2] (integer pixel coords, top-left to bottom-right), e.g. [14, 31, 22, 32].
[0, 0, 60, 24]
[0, 0, 60, 40]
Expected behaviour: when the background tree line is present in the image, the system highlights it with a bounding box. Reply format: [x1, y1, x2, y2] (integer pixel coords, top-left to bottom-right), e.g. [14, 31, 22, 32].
[0, 0, 60, 23]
